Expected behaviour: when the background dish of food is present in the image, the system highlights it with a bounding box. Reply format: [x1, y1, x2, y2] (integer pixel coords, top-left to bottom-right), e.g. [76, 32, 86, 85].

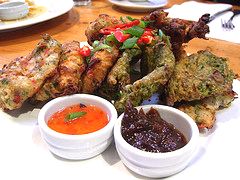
[0, 0, 73, 31]
[0, 76, 239, 179]
[107, 0, 168, 12]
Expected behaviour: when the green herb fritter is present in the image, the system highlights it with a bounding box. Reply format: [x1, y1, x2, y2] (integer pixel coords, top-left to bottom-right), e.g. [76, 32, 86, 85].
[166, 50, 236, 106]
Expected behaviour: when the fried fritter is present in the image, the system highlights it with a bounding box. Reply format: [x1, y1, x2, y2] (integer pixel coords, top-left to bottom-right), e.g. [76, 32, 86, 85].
[85, 14, 121, 45]
[33, 41, 86, 101]
[80, 47, 119, 93]
[0, 34, 62, 110]
[166, 50, 235, 106]
[142, 10, 209, 58]
[107, 48, 142, 87]
[57, 41, 86, 94]
[140, 36, 171, 76]
[97, 48, 142, 101]
[115, 41, 175, 113]
[177, 91, 236, 129]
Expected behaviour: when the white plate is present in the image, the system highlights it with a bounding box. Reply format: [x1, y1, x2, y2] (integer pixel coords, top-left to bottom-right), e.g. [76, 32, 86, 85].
[108, 0, 168, 12]
[0, 0, 74, 31]
[0, 76, 239, 179]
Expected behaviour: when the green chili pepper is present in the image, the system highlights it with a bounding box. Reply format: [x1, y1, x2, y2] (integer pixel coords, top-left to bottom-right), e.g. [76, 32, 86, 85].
[65, 111, 87, 122]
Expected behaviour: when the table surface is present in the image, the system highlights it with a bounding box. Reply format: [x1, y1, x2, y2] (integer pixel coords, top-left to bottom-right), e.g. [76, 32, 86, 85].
[0, 0, 239, 75]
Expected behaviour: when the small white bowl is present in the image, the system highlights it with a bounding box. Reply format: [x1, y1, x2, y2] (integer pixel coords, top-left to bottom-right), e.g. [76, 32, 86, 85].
[0, 2, 29, 20]
[114, 105, 199, 178]
[38, 94, 118, 160]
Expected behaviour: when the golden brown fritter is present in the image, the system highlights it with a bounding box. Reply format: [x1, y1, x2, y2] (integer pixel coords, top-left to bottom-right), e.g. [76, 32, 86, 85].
[142, 10, 209, 58]
[96, 48, 142, 102]
[177, 91, 236, 129]
[80, 47, 119, 94]
[0, 34, 62, 110]
[33, 41, 86, 101]
[166, 50, 235, 106]
[85, 14, 121, 45]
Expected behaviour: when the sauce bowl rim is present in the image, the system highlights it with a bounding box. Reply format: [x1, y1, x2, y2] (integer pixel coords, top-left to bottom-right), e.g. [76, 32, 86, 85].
[114, 104, 199, 159]
[38, 94, 118, 141]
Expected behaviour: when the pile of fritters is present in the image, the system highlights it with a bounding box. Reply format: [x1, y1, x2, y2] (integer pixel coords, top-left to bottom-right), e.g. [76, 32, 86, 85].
[0, 10, 236, 130]
[167, 51, 236, 128]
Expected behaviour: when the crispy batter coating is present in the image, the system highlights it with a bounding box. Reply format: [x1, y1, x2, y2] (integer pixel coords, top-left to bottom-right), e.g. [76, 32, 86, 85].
[177, 91, 236, 129]
[0, 35, 62, 110]
[33, 41, 86, 101]
[80, 47, 119, 93]
[85, 14, 121, 45]
[0, 11, 236, 132]
[107, 48, 142, 87]
[58, 41, 86, 94]
[107, 51, 130, 87]
[140, 37, 171, 76]
[166, 50, 235, 106]
[97, 48, 142, 101]
[115, 41, 175, 113]
[142, 10, 209, 58]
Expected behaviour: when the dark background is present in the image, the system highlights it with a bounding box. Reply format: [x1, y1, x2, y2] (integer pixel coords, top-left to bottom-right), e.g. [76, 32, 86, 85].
[213, 0, 240, 5]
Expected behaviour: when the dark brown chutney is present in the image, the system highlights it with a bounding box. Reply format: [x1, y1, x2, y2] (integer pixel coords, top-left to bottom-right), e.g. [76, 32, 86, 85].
[121, 103, 187, 153]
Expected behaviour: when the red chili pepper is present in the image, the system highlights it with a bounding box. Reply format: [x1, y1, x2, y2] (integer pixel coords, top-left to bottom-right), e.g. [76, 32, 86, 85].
[100, 19, 140, 35]
[114, 19, 140, 29]
[79, 46, 91, 57]
[143, 30, 153, 36]
[114, 30, 130, 42]
[138, 35, 153, 44]
[31, 79, 36, 84]
[137, 38, 143, 44]
[44, 49, 50, 56]
[144, 28, 153, 31]
[13, 94, 21, 104]
[99, 27, 116, 35]
[142, 35, 153, 44]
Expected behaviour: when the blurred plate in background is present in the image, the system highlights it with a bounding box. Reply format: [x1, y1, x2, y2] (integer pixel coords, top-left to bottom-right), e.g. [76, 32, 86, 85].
[108, 0, 168, 12]
[0, 0, 73, 32]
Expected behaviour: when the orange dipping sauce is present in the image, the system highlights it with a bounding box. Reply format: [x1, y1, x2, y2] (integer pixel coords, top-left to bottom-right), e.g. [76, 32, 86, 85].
[47, 104, 109, 135]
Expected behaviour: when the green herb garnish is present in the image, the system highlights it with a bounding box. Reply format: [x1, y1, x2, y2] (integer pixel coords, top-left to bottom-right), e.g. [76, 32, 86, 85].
[1, 78, 9, 85]
[158, 29, 171, 48]
[123, 26, 144, 37]
[126, 16, 135, 21]
[86, 56, 91, 64]
[158, 29, 163, 40]
[138, 20, 150, 28]
[120, 16, 126, 23]
[120, 37, 138, 49]
[92, 40, 100, 48]
[105, 34, 119, 45]
[65, 111, 87, 122]
[93, 44, 112, 52]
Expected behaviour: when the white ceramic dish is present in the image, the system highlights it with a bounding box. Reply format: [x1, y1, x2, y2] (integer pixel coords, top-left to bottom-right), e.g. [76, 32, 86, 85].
[0, 2, 29, 20]
[114, 105, 199, 178]
[108, 0, 168, 12]
[38, 94, 118, 160]
[0, 0, 73, 31]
